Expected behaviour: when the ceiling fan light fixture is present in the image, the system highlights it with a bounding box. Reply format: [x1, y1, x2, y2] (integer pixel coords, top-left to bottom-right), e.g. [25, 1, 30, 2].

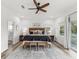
[37, 3, 40, 5]
[25, 0, 49, 14]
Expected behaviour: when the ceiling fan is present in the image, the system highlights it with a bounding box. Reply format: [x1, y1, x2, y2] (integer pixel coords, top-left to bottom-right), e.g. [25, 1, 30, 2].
[28, 0, 49, 14]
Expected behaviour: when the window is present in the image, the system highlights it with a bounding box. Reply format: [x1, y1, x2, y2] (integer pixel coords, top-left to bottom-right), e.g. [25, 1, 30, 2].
[60, 25, 64, 35]
[59, 20, 65, 36]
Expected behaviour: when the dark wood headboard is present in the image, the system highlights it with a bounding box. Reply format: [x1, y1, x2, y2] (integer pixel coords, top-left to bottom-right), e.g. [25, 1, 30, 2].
[29, 28, 45, 34]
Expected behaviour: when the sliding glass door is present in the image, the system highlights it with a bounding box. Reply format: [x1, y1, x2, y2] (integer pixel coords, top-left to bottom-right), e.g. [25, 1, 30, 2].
[70, 12, 77, 50]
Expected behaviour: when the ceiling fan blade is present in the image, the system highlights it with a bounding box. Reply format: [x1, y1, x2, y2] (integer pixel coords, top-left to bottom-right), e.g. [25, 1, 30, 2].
[40, 3, 49, 8]
[33, 0, 38, 7]
[28, 8, 37, 10]
[39, 8, 47, 12]
[36, 9, 39, 14]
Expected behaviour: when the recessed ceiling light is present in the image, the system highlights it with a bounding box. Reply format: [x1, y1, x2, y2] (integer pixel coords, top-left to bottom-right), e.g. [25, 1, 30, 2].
[21, 5, 25, 8]
[21, 16, 24, 18]
[50, 16, 54, 18]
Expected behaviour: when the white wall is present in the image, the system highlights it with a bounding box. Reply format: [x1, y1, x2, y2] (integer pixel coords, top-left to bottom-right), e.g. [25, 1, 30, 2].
[1, 5, 19, 52]
[1, 6, 8, 52]
[17, 19, 55, 35]
[55, 17, 67, 48]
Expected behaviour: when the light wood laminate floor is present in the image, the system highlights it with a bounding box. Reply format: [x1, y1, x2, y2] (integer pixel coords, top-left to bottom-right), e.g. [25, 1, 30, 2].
[5, 42, 76, 59]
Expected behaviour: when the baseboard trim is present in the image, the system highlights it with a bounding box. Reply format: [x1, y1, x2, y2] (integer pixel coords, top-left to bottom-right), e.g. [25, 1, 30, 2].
[1, 49, 8, 57]
[55, 41, 69, 50]
[1, 41, 22, 59]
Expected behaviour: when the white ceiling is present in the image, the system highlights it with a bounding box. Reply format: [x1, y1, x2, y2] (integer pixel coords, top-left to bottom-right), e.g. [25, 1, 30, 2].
[2, 0, 77, 19]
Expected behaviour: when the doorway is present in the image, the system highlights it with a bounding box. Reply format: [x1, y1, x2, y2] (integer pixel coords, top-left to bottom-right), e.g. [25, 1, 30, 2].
[8, 21, 14, 48]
